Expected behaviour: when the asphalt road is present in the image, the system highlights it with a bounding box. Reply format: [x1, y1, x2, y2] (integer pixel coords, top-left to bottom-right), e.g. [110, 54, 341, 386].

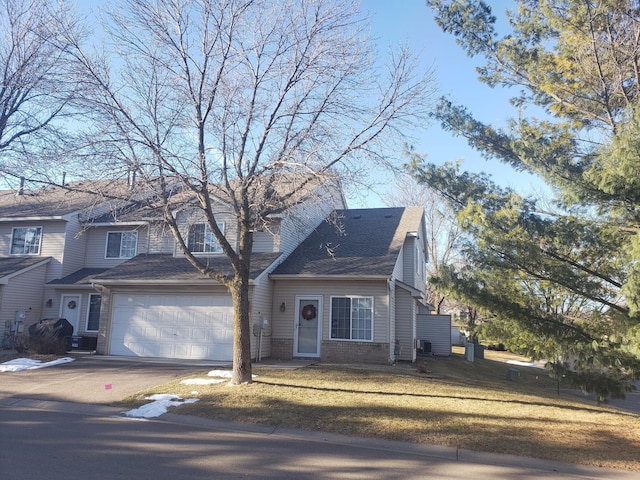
[0, 354, 638, 479]
[2, 400, 637, 480]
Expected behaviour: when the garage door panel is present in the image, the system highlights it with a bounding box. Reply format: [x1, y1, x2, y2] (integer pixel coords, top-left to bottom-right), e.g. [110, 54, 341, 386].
[110, 294, 235, 361]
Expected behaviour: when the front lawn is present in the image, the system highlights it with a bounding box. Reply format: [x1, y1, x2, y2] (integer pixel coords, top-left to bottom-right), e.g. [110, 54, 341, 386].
[114, 348, 640, 471]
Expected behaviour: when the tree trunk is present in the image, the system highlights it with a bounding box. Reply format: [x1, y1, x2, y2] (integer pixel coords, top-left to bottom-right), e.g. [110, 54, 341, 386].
[230, 274, 253, 384]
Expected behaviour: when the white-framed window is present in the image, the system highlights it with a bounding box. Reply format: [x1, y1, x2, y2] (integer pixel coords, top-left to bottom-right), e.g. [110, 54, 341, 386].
[330, 296, 373, 341]
[86, 294, 101, 332]
[188, 223, 224, 253]
[105, 231, 138, 259]
[10, 226, 43, 255]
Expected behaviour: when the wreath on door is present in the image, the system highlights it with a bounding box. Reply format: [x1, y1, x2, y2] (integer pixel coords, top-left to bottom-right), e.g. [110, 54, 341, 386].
[67, 300, 77, 309]
[301, 304, 316, 320]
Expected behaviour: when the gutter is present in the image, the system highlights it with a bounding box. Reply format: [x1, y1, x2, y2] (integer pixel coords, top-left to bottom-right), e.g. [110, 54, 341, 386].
[92, 279, 256, 287]
[268, 274, 390, 281]
[0, 216, 66, 222]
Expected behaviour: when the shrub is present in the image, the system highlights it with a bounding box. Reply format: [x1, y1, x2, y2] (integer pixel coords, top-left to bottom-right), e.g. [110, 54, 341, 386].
[28, 333, 68, 355]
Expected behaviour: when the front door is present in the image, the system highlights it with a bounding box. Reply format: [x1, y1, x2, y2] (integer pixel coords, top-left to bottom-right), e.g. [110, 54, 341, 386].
[294, 296, 321, 357]
[61, 295, 81, 335]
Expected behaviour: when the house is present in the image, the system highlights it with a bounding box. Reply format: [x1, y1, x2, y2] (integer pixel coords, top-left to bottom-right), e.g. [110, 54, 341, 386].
[0, 178, 432, 364]
[269, 207, 428, 363]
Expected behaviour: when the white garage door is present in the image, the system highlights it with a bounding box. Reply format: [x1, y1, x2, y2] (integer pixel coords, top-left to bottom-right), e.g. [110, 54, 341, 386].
[110, 294, 234, 360]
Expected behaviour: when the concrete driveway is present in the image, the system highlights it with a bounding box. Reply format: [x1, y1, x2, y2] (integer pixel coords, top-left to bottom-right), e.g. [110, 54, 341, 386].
[0, 353, 217, 404]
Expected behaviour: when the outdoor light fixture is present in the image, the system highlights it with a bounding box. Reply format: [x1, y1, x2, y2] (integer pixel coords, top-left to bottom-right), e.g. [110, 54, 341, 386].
[280, 302, 286, 312]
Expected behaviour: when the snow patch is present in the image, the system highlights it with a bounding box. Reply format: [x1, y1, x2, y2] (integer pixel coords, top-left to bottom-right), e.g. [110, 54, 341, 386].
[123, 393, 199, 419]
[0, 357, 75, 372]
[180, 378, 226, 385]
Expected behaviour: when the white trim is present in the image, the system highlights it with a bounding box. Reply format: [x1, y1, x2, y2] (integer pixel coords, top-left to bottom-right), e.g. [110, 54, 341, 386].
[104, 230, 138, 259]
[87, 221, 148, 227]
[60, 294, 82, 334]
[329, 295, 374, 342]
[10, 226, 43, 256]
[188, 222, 225, 254]
[0, 216, 66, 221]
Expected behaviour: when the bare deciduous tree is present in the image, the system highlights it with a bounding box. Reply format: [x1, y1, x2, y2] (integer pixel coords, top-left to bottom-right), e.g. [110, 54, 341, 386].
[53, 0, 435, 384]
[0, 0, 84, 177]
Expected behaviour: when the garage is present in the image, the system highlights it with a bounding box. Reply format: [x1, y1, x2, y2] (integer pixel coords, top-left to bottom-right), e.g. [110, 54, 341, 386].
[109, 293, 234, 360]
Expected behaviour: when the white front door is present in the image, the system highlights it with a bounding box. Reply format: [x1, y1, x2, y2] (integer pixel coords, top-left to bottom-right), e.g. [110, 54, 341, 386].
[294, 296, 322, 357]
[60, 295, 81, 335]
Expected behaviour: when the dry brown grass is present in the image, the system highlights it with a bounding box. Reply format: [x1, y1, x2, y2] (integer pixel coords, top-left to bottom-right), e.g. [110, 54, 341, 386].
[114, 347, 640, 471]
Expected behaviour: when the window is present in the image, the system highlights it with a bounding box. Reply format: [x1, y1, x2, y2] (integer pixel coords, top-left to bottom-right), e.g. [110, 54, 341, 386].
[188, 223, 223, 253]
[86, 294, 101, 331]
[330, 296, 373, 341]
[106, 231, 137, 258]
[10, 227, 42, 255]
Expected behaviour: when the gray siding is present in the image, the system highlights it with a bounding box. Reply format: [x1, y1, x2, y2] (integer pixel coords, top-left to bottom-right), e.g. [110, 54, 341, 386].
[271, 279, 391, 361]
[250, 277, 274, 360]
[278, 185, 346, 259]
[394, 286, 415, 362]
[147, 223, 175, 254]
[416, 313, 452, 357]
[252, 220, 279, 253]
[402, 236, 415, 286]
[84, 225, 149, 268]
[1, 263, 48, 337]
[60, 216, 88, 277]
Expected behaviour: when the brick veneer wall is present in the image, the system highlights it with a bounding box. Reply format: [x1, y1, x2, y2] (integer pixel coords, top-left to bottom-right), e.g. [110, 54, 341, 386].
[321, 341, 390, 364]
[270, 338, 294, 360]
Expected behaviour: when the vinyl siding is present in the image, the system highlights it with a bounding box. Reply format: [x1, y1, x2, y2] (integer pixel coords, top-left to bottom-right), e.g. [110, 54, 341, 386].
[1, 263, 48, 335]
[250, 276, 274, 360]
[83, 225, 149, 267]
[417, 313, 452, 356]
[252, 220, 279, 253]
[278, 185, 345, 258]
[402, 236, 415, 286]
[60, 215, 88, 277]
[394, 286, 415, 362]
[147, 223, 175, 254]
[271, 279, 390, 344]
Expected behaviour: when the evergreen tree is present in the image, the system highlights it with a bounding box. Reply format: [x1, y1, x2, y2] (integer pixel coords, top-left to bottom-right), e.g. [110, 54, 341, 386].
[414, 0, 640, 400]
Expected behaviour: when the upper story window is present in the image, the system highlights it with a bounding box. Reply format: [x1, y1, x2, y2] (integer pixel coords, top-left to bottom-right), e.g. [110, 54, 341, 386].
[188, 223, 224, 253]
[330, 296, 373, 341]
[11, 227, 43, 255]
[106, 231, 138, 259]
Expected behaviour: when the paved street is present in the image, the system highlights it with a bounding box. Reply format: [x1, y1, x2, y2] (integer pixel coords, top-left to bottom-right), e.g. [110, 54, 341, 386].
[2, 399, 638, 480]
[0, 354, 638, 479]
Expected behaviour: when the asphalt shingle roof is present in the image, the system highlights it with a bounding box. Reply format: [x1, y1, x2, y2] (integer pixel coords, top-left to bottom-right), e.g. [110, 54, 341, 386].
[0, 180, 149, 220]
[48, 268, 111, 286]
[271, 206, 424, 277]
[0, 256, 50, 279]
[92, 253, 282, 283]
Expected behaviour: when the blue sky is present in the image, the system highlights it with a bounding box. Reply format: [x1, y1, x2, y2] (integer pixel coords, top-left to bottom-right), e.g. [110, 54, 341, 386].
[77, 0, 541, 208]
[355, 0, 544, 208]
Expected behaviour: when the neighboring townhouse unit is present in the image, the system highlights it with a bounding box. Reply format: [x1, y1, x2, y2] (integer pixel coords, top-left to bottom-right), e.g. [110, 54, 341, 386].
[0, 179, 440, 364]
[0, 181, 141, 346]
